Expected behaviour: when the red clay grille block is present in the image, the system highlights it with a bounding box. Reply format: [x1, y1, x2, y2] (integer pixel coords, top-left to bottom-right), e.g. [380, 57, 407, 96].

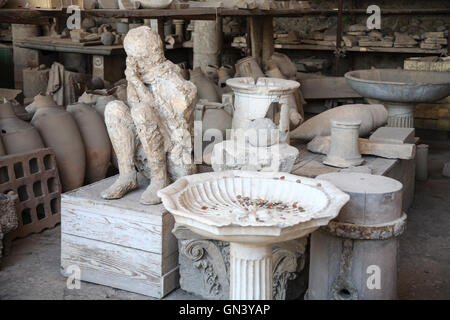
[0, 148, 61, 239]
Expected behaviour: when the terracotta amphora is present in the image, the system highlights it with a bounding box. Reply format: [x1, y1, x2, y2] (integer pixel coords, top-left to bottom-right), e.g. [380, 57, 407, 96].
[189, 68, 220, 103]
[0, 100, 44, 155]
[67, 103, 111, 184]
[31, 94, 86, 192]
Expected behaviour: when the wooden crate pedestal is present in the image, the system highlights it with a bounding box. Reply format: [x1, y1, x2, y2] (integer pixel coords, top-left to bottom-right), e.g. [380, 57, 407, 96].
[61, 175, 179, 298]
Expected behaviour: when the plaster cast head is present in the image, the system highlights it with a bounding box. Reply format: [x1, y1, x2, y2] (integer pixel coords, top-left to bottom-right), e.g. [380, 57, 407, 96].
[123, 26, 165, 64]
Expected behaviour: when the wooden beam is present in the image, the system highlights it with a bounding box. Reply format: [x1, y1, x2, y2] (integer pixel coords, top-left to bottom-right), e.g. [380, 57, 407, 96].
[248, 16, 263, 64]
[262, 16, 274, 66]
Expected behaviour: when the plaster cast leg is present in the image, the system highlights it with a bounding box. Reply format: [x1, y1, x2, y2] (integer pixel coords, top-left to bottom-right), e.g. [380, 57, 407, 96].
[131, 101, 168, 205]
[101, 101, 138, 199]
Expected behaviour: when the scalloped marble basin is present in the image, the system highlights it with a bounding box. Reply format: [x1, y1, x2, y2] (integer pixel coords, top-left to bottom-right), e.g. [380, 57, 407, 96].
[158, 170, 349, 245]
[345, 69, 450, 127]
[158, 171, 349, 300]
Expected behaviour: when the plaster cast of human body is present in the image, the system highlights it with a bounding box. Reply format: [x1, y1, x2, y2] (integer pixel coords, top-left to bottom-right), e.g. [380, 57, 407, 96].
[101, 26, 197, 205]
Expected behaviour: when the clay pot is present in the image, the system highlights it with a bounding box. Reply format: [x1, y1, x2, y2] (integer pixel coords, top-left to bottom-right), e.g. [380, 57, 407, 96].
[199, 105, 233, 165]
[270, 53, 297, 79]
[116, 22, 129, 34]
[205, 64, 219, 82]
[236, 56, 265, 81]
[0, 100, 44, 155]
[265, 59, 286, 79]
[31, 94, 86, 192]
[101, 32, 115, 46]
[218, 65, 235, 88]
[12, 100, 32, 121]
[81, 17, 96, 30]
[189, 68, 220, 103]
[95, 95, 117, 118]
[67, 103, 112, 184]
[290, 104, 388, 141]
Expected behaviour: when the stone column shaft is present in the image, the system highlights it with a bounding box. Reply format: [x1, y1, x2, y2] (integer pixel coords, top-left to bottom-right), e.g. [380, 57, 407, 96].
[230, 242, 273, 300]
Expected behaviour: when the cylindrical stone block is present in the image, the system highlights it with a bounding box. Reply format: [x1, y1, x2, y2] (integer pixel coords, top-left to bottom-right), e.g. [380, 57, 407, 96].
[308, 173, 405, 300]
[323, 119, 364, 168]
[173, 20, 185, 39]
[230, 243, 273, 300]
[193, 20, 222, 73]
[415, 144, 429, 181]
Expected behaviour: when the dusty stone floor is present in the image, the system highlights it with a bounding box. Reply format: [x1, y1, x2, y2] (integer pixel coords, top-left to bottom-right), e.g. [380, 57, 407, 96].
[0, 139, 449, 300]
[397, 138, 450, 300]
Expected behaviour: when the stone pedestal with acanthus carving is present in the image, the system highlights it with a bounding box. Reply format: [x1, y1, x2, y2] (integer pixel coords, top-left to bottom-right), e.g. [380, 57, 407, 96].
[173, 224, 309, 300]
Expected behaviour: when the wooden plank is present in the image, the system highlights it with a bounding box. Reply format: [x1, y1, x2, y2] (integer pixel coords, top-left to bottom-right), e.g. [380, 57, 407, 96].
[300, 77, 361, 100]
[1, 8, 449, 24]
[291, 144, 398, 178]
[248, 16, 263, 64]
[15, 40, 124, 55]
[262, 16, 274, 65]
[62, 176, 169, 226]
[81, 8, 217, 19]
[61, 233, 179, 298]
[274, 43, 447, 55]
[62, 202, 177, 257]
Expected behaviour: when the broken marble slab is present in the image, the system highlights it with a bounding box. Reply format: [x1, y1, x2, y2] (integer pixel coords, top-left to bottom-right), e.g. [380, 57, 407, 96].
[211, 139, 299, 173]
[98, 0, 119, 8]
[424, 32, 445, 38]
[424, 38, 447, 45]
[420, 42, 443, 50]
[118, 0, 140, 9]
[347, 24, 367, 32]
[343, 35, 357, 47]
[359, 40, 393, 48]
[368, 30, 383, 40]
[369, 127, 415, 145]
[307, 136, 416, 160]
[394, 32, 418, 47]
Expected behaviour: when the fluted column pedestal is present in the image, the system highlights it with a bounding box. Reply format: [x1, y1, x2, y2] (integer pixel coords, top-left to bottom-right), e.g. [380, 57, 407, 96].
[230, 243, 273, 300]
[385, 103, 415, 128]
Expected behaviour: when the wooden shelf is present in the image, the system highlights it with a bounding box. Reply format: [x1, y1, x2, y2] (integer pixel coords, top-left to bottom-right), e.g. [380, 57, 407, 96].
[14, 38, 124, 55]
[1, 8, 450, 24]
[274, 43, 447, 55]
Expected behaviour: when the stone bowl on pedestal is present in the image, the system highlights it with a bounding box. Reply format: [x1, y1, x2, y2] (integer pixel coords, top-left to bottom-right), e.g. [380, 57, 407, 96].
[226, 77, 300, 130]
[158, 170, 349, 300]
[345, 69, 450, 128]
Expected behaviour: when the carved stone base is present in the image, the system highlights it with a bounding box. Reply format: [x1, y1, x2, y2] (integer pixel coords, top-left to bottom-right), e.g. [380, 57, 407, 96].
[385, 103, 415, 128]
[173, 223, 308, 300]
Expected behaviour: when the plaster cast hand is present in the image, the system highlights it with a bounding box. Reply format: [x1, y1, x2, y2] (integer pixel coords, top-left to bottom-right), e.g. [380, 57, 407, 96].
[125, 67, 152, 103]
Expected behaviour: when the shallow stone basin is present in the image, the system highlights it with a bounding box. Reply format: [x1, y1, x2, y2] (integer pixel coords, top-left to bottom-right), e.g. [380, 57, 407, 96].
[345, 69, 450, 103]
[345, 69, 450, 127]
